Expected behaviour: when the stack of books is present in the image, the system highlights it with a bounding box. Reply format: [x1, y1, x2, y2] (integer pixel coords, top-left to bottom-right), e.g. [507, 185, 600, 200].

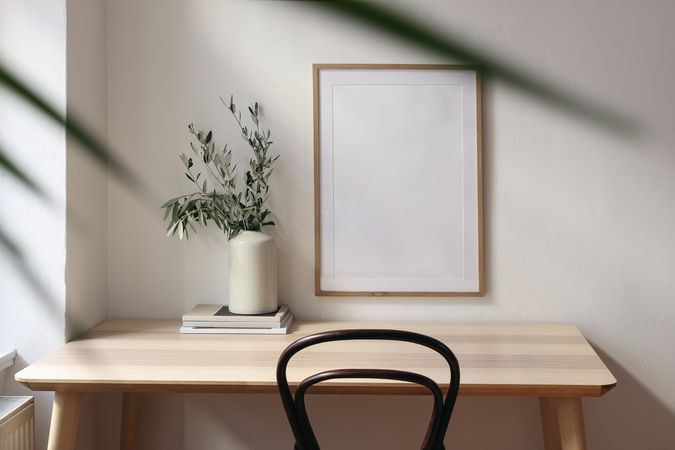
[180, 304, 293, 334]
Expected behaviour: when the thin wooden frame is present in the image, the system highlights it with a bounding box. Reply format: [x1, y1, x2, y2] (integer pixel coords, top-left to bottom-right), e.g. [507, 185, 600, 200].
[314, 64, 484, 297]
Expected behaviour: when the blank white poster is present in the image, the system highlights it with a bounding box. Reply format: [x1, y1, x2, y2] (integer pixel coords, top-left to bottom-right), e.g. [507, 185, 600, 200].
[316, 67, 481, 294]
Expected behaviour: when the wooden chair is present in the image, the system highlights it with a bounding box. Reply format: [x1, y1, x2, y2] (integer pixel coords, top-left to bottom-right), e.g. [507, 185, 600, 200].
[276, 329, 460, 450]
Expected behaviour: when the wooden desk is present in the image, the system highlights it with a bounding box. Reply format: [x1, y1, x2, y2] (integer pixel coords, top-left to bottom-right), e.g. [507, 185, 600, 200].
[16, 320, 616, 450]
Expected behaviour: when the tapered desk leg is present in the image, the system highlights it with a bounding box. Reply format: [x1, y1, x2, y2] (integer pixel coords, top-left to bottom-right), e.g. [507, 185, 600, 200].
[120, 393, 141, 450]
[47, 391, 83, 450]
[540, 397, 587, 450]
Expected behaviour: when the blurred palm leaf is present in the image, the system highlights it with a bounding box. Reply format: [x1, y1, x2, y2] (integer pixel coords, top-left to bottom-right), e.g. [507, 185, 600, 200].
[313, 0, 636, 134]
[0, 1, 635, 301]
[0, 226, 60, 309]
[0, 145, 47, 200]
[1, 60, 146, 298]
[0, 61, 142, 193]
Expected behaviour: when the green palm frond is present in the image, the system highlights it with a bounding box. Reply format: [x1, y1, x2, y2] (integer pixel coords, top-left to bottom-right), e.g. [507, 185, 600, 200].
[0, 60, 143, 192]
[313, 0, 636, 134]
[1, 60, 149, 303]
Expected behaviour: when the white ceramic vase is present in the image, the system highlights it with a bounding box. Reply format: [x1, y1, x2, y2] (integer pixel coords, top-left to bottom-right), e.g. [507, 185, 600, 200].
[228, 231, 278, 314]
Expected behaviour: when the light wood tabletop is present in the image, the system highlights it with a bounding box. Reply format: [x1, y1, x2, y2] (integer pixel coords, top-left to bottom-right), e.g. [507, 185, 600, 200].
[16, 320, 616, 450]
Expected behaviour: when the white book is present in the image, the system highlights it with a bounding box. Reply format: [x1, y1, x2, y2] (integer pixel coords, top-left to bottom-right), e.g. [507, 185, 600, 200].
[182, 320, 287, 328]
[180, 314, 294, 335]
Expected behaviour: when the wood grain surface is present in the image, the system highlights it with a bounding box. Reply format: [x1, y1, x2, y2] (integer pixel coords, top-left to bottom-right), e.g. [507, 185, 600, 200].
[15, 320, 616, 396]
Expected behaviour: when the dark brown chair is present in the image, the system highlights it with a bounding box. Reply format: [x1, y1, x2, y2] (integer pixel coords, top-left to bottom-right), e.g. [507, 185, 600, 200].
[276, 329, 460, 450]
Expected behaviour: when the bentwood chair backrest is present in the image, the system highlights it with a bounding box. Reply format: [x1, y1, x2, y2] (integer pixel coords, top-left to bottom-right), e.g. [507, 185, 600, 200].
[276, 329, 461, 450]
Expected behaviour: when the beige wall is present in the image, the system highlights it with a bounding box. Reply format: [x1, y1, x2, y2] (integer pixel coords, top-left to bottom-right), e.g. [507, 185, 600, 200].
[90, 0, 675, 449]
[65, 1, 110, 448]
[65, 0, 108, 342]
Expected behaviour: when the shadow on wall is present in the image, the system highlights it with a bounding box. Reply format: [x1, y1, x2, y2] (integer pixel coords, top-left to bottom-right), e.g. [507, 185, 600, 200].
[182, 394, 542, 450]
[585, 349, 675, 450]
[1, 354, 26, 395]
[78, 393, 187, 450]
[1, 354, 53, 450]
[154, 360, 675, 450]
[76, 393, 123, 450]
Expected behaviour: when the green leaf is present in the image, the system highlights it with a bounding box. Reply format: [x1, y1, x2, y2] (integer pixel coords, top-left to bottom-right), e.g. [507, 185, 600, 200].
[166, 221, 179, 236]
[186, 215, 197, 233]
[160, 199, 174, 209]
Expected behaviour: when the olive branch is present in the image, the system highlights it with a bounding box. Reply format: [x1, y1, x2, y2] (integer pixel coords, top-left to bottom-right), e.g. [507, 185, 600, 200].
[161, 96, 279, 240]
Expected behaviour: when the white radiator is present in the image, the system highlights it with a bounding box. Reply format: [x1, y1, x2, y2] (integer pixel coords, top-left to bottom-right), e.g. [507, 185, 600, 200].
[0, 397, 34, 450]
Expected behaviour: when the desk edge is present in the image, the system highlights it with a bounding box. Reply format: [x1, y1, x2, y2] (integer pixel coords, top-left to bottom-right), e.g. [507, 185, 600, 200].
[16, 379, 617, 397]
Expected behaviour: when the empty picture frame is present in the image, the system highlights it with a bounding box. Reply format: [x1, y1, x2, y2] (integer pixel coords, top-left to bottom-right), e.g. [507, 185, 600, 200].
[314, 64, 484, 296]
